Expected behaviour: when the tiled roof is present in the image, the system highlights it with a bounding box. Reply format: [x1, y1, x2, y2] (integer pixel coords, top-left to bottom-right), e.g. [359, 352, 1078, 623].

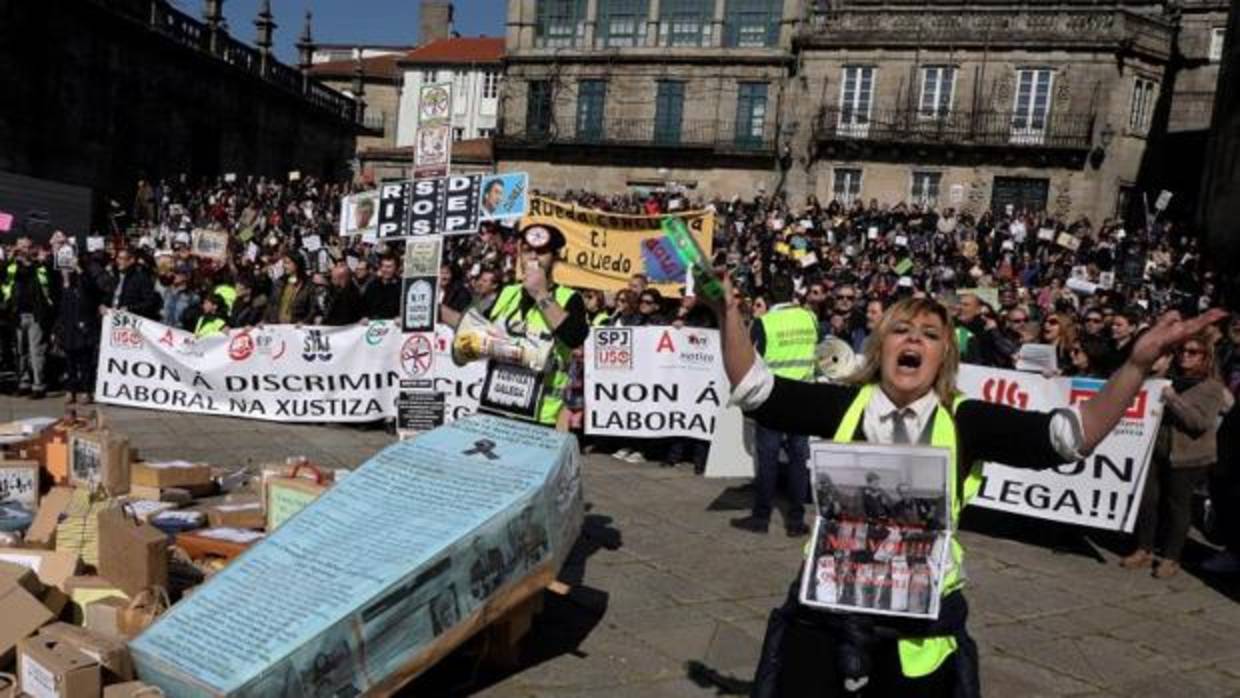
[400, 37, 505, 65]
[308, 53, 405, 80]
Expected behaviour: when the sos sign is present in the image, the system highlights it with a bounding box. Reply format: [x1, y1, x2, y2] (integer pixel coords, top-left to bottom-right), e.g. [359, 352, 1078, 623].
[594, 328, 632, 370]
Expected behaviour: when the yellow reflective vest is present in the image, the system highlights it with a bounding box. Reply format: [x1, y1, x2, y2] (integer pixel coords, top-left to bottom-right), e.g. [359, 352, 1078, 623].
[194, 315, 226, 338]
[758, 305, 819, 381]
[831, 384, 983, 678]
[488, 284, 577, 426]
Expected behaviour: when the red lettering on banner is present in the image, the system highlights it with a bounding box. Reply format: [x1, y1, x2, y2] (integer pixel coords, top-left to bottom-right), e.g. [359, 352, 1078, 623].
[159, 330, 175, 348]
[656, 331, 675, 353]
[981, 377, 1029, 409]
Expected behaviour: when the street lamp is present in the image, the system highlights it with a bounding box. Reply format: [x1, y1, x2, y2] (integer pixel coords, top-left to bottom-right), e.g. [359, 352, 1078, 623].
[1090, 122, 1116, 169]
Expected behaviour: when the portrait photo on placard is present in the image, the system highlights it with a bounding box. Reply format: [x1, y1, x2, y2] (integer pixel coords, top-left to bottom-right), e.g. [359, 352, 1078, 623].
[478, 172, 529, 220]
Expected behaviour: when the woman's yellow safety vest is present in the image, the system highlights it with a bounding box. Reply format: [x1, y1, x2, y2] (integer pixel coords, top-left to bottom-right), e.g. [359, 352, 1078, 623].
[831, 383, 983, 678]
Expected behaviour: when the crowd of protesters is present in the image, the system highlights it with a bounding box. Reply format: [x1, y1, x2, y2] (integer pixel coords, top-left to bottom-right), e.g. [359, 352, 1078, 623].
[0, 174, 1236, 576]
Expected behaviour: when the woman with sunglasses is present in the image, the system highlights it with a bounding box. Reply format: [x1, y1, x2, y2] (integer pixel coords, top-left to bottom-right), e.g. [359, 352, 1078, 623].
[705, 271, 1225, 697]
[1040, 311, 1078, 372]
[1121, 332, 1234, 578]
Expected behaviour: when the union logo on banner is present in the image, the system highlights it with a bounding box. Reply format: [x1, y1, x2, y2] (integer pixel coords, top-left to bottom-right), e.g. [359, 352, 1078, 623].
[401, 334, 434, 377]
[1070, 378, 1148, 420]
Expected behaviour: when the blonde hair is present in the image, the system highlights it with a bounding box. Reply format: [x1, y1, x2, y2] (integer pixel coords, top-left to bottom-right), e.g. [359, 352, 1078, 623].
[847, 297, 961, 406]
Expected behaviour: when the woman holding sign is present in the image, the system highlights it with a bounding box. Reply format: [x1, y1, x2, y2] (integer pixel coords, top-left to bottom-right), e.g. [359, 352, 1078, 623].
[705, 274, 1226, 698]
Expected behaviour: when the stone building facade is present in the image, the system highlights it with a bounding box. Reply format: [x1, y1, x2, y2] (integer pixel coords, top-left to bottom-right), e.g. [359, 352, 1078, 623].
[496, 0, 1223, 224]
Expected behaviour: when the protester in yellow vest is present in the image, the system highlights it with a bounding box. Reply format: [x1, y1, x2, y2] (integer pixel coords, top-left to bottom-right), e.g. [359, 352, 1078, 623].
[706, 277, 1225, 696]
[193, 293, 229, 338]
[731, 275, 818, 537]
[485, 224, 589, 427]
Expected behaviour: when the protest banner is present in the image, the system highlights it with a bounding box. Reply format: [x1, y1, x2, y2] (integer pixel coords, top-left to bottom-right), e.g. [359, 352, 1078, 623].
[800, 442, 952, 620]
[338, 191, 378, 238]
[130, 415, 584, 696]
[479, 172, 529, 220]
[414, 83, 453, 179]
[95, 311, 406, 423]
[190, 228, 228, 261]
[957, 365, 1166, 532]
[521, 197, 714, 297]
[584, 326, 725, 439]
[378, 175, 482, 239]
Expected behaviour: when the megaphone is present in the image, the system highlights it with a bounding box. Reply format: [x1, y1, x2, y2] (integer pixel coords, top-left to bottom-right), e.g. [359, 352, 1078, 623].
[451, 308, 555, 371]
[816, 337, 858, 382]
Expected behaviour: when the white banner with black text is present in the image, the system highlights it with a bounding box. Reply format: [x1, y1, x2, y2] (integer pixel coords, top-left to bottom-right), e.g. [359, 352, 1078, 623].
[956, 365, 1167, 532]
[95, 311, 411, 422]
[584, 326, 726, 439]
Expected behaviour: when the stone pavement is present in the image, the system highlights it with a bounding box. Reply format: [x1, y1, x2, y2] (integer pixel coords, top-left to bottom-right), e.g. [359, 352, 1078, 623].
[6, 395, 1239, 697]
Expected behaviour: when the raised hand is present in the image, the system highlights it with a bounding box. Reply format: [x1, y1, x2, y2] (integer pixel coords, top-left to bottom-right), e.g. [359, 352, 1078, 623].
[1129, 309, 1229, 370]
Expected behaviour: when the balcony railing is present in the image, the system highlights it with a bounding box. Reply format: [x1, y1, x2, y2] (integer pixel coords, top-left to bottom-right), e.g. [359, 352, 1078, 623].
[138, 1, 358, 124]
[803, 7, 1172, 59]
[814, 108, 1095, 150]
[499, 117, 778, 153]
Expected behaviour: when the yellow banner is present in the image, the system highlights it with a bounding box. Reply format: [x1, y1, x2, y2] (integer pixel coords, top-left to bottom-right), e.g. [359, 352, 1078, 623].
[521, 197, 715, 296]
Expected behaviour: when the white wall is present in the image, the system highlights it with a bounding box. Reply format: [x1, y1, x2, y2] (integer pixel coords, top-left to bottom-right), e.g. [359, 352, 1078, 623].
[397, 64, 502, 147]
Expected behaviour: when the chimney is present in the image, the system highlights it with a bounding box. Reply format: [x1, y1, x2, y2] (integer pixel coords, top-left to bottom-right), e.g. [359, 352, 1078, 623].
[419, 0, 453, 45]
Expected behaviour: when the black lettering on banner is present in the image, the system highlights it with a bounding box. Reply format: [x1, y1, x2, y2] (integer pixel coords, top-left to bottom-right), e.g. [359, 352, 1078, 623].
[442, 174, 481, 234]
[408, 177, 442, 237]
[592, 382, 678, 403]
[397, 379, 446, 432]
[590, 410, 711, 436]
[192, 372, 213, 390]
[695, 382, 720, 406]
[378, 182, 411, 239]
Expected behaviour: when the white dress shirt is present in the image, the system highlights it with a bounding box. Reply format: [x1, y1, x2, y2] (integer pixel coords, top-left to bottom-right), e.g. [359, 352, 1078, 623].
[731, 356, 1088, 461]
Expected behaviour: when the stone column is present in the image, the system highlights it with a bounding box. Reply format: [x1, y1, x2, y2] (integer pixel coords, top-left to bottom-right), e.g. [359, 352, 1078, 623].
[584, 0, 599, 47]
[779, 0, 801, 48]
[647, 0, 661, 47]
[711, 0, 726, 48]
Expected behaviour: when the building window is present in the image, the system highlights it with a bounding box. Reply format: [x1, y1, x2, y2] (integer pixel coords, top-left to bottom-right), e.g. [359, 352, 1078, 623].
[839, 66, 875, 137]
[1129, 77, 1156, 134]
[452, 127, 464, 141]
[536, 0, 587, 48]
[724, 0, 780, 48]
[598, 0, 649, 47]
[1210, 27, 1226, 62]
[911, 171, 941, 206]
[421, 69, 436, 83]
[526, 80, 553, 136]
[919, 67, 955, 119]
[1011, 68, 1054, 145]
[654, 81, 685, 144]
[576, 80, 607, 141]
[483, 71, 500, 99]
[734, 82, 768, 148]
[479, 127, 495, 139]
[833, 168, 863, 205]
[660, 0, 713, 47]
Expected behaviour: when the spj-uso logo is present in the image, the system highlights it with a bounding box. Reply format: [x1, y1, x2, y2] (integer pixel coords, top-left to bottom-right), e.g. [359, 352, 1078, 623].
[594, 328, 632, 370]
[109, 314, 144, 350]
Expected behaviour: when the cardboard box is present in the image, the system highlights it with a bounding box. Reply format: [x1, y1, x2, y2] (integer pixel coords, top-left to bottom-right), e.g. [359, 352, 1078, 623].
[0, 582, 55, 667]
[64, 576, 127, 624]
[0, 548, 81, 591]
[127, 485, 194, 505]
[17, 635, 101, 698]
[46, 433, 69, 485]
[97, 508, 168, 597]
[42, 586, 70, 620]
[0, 460, 39, 510]
[264, 476, 328, 531]
[38, 623, 134, 682]
[82, 597, 128, 639]
[25, 487, 75, 550]
[206, 500, 263, 530]
[103, 682, 161, 698]
[0, 559, 45, 596]
[68, 430, 131, 495]
[130, 461, 212, 490]
[174, 528, 264, 561]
